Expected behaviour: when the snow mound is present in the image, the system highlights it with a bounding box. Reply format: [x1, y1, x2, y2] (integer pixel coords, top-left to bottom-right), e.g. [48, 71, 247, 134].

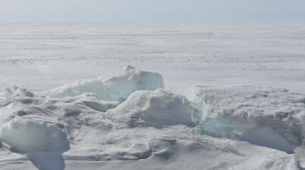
[107, 89, 197, 128]
[41, 65, 164, 101]
[0, 118, 69, 152]
[185, 85, 305, 153]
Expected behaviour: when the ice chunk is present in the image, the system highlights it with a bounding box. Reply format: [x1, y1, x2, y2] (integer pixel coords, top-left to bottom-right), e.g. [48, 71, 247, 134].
[185, 85, 305, 153]
[107, 89, 197, 128]
[0, 118, 69, 152]
[41, 66, 164, 101]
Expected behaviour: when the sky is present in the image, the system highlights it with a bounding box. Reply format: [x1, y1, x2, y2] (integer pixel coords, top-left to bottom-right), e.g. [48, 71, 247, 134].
[0, 0, 305, 22]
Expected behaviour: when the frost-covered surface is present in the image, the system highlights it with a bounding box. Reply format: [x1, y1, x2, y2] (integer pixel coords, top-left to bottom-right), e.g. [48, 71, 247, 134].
[1, 22, 305, 170]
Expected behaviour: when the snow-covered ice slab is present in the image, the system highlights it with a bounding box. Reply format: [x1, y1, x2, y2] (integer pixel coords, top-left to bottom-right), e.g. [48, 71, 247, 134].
[106, 89, 196, 128]
[185, 85, 305, 153]
[0, 118, 69, 152]
[41, 65, 164, 101]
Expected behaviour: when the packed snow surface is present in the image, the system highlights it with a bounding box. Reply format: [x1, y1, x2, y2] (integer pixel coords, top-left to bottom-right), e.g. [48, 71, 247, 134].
[0, 22, 305, 170]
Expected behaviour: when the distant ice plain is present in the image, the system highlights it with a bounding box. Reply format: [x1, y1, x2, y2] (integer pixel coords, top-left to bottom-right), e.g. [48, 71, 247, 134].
[0, 22, 305, 94]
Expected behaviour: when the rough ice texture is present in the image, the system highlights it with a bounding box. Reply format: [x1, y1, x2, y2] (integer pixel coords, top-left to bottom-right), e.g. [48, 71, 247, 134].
[185, 85, 305, 153]
[106, 89, 196, 128]
[0, 85, 118, 154]
[0, 83, 34, 98]
[41, 65, 164, 101]
[0, 67, 303, 170]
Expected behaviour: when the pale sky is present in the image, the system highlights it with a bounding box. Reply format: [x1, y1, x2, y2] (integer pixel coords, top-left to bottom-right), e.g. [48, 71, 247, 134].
[1, 0, 305, 22]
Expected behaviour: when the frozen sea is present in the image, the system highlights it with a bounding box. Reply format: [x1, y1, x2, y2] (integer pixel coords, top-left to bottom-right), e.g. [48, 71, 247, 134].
[0, 22, 305, 170]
